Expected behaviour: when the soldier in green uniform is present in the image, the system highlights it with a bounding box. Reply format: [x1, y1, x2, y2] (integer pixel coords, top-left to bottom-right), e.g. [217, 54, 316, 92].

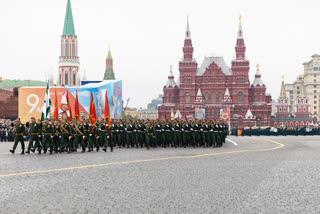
[41, 118, 54, 154]
[135, 120, 145, 148]
[60, 119, 71, 152]
[52, 120, 61, 153]
[209, 120, 216, 147]
[26, 117, 41, 154]
[126, 120, 135, 148]
[73, 120, 84, 152]
[145, 122, 153, 149]
[81, 119, 89, 152]
[10, 118, 25, 155]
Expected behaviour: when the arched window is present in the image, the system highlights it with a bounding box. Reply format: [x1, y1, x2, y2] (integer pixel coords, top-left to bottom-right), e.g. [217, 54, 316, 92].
[218, 92, 223, 104]
[211, 92, 216, 103]
[65, 41, 69, 56]
[73, 74, 76, 85]
[65, 73, 68, 85]
[185, 92, 190, 103]
[205, 92, 209, 102]
[169, 95, 172, 103]
[279, 107, 282, 112]
[238, 92, 243, 102]
[303, 107, 306, 112]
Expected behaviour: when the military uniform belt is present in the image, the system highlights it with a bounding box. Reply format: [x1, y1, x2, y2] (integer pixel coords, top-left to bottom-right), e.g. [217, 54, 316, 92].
[31, 133, 38, 135]
[16, 133, 23, 136]
[44, 133, 52, 135]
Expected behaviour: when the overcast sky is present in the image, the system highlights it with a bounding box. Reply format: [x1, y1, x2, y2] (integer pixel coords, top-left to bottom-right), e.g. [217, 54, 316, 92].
[1, 0, 319, 108]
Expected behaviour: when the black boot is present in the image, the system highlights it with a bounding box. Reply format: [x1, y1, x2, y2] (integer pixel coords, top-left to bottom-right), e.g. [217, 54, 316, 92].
[31, 148, 35, 153]
[43, 149, 47, 154]
[25, 150, 30, 154]
[103, 148, 106, 152]
[10, 149, 14, 154]
[20, 151, 25, 155]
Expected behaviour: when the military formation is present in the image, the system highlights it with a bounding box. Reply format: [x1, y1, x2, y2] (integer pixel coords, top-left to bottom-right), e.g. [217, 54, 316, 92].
[231, 126, 320, 136]
[9, 117, 229, 155]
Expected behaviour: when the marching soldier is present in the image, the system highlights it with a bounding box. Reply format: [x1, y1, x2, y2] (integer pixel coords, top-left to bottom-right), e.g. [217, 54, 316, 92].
[60, 119, 71, 152]
[42, 118, 54, 154]
[9, 118, 25, 155]
[52, 120, 61, 153]
[26, 117, 41, 154]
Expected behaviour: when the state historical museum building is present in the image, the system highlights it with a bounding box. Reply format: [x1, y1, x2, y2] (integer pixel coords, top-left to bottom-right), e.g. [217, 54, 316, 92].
[159, 17, 272, 127]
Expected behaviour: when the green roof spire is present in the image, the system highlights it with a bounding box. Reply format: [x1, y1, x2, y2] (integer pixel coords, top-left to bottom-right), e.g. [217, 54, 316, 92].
[107, 46, 112, 59]
[63, 0, 75, 36]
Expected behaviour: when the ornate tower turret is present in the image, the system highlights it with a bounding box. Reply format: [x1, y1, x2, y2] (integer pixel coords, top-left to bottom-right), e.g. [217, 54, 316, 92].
[104, 46, 115, 80]
[58, 0, 80, 86]
[231, 15, 250, 116]
[275, 76, 290, 118]
[295, 75, 311, 118]
[179, 16, 198, 109]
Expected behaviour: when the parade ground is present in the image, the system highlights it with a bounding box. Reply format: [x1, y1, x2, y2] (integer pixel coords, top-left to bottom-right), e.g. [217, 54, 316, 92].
[1, 136, 320, 213]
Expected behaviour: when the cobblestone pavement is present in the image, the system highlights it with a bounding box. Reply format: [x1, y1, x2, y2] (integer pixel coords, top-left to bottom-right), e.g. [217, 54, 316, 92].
[1, 136, 320, 214]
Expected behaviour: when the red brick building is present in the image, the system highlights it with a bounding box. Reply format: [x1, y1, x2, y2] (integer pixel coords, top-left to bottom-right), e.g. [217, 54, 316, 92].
[158, 17, 272, 127]
[271, 77, 315, 126]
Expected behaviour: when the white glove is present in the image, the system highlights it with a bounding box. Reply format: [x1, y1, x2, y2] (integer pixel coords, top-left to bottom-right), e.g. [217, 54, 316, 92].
[82, 136, 85, 139]
[59, 136, 61, 139]
[190, 128, 193, 131]
[125, 128, 127, 131]
[51, 136, 54, 139]
[181, 129, 184, 131]
[69, 136, 71, 140]
[107, 136, 110, 139]
[97, 136, 100, 139]
[134, 130, 136, 132]
[161, 129, 164, 132]
[99, 128, 101, 131]
[89, 134, 92, 136]
[38, 135, 41, 138]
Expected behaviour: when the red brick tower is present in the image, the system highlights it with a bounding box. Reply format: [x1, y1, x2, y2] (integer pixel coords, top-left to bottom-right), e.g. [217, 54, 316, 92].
[159, 66, 180, 118]
[179, 16, 198, 116]
[231, 16, 250, 122]
[295, 75, 311, 118]
[275, 76, 290, 118]
[58, 0, 80, 86]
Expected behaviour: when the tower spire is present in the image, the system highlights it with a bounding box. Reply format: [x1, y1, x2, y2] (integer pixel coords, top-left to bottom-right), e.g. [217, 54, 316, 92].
[280, 75, 287, 98]
[238, 15, 243, 39]
[104, 45, 115, 80]
[182, 16, 194, 62]
[235, 15, 246, 60]
[63, 0, 75, 36]
[185, 16, 191, 39]
[300, 75, 307, 97]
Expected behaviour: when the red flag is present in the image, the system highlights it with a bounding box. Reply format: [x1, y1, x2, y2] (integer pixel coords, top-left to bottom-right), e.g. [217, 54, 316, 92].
[165, 112, 167, 119]
[104, 90, 111, 126]
[158, 112, 160, 120]
[89, 90, 97, 125]
[75, 90, 80, 120]
[67, 90, 73, 121]
[54, 90, 59, 120]
[184, 112, 187, 119]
